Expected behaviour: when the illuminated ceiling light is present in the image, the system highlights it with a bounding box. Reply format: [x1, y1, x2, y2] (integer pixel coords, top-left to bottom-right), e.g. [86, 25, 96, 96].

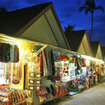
[81, 55, 104, 64]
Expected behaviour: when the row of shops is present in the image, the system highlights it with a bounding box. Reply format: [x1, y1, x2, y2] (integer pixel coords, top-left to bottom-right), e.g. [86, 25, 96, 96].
[0, 34, 105, 105]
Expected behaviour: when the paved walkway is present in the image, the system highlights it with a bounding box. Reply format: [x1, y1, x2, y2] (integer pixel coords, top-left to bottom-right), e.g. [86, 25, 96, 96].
[45, 83, 105, 105]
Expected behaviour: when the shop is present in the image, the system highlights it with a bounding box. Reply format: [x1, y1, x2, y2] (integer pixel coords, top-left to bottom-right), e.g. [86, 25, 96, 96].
[81, 55, 104, 87]
[0, 34, 63, 105]
[0, 34, 104, 105]
[53, 50, 85, 94]
[0, 34, 37, 105]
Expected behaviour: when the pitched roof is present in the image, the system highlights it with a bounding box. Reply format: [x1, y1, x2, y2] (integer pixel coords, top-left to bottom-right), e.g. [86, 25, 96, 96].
[0, 2, 70, 50]
[65, 30, 86, 51]
[90, 41, 99, 57]
[0, 2, 52, 35]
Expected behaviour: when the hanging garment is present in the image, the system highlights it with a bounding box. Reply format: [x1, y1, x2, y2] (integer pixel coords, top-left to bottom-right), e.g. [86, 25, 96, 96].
[51, 50, 55, 76]
[42, 50, 48, 76]
[5, 63, 9, 82]
[76, 58, 81, 70]
[10, 45, 15, 62]
[0, 43, 11, 62]
[45, 48, 52, 76]
[5, 44, 10, 62]
[50, 84, 56, 96]
[12, 63, 20, 84]
[10, 45, 19, 62]
[8, 63, 11, 79]
[75, 69, 78, 75]
[40, 51, 43, 76]
[53, 50, 60, 61]
[19, 63, 22, 79]
[14, 45, 19, 62]
[83, 59, 86, 67]
[1, 43, 6, 61]
[3, 63, 7, 81]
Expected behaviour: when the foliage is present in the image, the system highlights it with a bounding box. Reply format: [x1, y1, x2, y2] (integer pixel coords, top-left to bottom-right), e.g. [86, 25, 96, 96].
[79, 0, 104, 41]
[65, 25, 75, 32]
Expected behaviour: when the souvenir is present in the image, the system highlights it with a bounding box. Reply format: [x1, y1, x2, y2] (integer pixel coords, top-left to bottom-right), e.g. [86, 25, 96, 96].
[29, 79, 34, 84]
[12, 63, 20, 84]
[29, 72, 35, 77]
[29, 85, 34, 90]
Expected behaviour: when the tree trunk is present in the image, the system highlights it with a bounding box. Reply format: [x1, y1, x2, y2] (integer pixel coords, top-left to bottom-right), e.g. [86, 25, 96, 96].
[90, 12, 93, 41]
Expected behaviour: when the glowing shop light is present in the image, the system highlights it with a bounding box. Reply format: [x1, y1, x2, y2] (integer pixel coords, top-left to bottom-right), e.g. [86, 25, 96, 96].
[81, 55, 104, 64]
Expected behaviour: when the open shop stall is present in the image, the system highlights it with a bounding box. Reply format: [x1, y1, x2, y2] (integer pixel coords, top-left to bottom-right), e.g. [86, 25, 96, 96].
[0, 34, 62, 105]
[0, 34, 40, 105]
[0, 33, 104, 105]
[81, 55, 105, 87]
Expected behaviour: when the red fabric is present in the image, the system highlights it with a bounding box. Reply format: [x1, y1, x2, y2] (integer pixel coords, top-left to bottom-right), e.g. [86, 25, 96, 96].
[76, 79, 81, 81]
[17, 91, 23, 100]
[16, 46, 19, 62]
[83, 59, 86, 67]
[74, 80, 78, 86]
[63, 58, 66, 62]
[55, 75, 61, 81]
[74, 58, 76, 63]
[40, 51, 43, 76]
[19, 63, 22, 79]
[59, 57, 62, 61]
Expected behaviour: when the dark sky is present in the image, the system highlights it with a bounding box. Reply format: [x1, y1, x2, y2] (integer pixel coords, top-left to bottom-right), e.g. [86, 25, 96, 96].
[0, 0, 105, 46]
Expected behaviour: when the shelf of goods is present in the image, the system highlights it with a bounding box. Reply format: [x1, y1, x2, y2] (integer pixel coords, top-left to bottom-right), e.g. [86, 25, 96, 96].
[0, 88, 32, 105]
[55, 82, 69, 98]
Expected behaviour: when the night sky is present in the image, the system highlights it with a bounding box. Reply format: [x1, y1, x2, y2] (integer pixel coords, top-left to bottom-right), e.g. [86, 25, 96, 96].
[0, 0, 105, 46]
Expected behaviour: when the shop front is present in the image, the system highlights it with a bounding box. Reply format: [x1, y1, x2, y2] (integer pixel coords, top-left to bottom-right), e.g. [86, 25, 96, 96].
[0, 34, 104, 105]
[0, 34, 39, 105]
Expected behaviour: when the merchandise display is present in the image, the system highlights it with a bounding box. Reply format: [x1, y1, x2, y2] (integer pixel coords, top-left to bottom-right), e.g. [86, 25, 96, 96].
[0, 43, 19, 62]
[36, 87, 53, 103]
[0, 34, 104, 105]
[0, 89, 32, 105]
[55, 82, 69, 98]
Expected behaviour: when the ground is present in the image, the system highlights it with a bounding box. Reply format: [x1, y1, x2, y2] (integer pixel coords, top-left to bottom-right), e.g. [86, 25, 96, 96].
[44, 83, 105, 105]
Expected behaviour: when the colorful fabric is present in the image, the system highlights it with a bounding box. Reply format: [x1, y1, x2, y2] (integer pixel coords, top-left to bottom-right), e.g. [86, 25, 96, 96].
[75, 69, 78, 75]
[42, 50, 48, 76]
[0, 43, 19, 62]
[10, 45, 19, 62]
[40, 51, 43, 76]
[14, 45, 19, 62]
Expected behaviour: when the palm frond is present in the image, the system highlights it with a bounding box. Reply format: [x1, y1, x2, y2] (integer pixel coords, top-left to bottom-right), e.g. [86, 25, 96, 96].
[95, 6, 104, 12]
[79, 6, 87, 12]
[85, 8, 91, 14]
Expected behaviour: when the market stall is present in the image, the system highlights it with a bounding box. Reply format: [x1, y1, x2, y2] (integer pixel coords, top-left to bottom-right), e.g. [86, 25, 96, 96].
[0, 33, 104, 105]
[0, 34, 37, 105]
[0, 34, 57, 105]
[81, 55, 104, 87]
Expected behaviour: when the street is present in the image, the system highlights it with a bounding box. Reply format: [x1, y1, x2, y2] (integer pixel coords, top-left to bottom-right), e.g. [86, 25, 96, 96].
[45, 83, 105, 105]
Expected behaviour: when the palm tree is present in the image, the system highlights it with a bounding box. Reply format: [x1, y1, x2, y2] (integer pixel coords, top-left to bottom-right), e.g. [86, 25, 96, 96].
[79, 0, 104, 41]
[65, 25, 75, 39]
[0, 8, 7, 14]
[65, 25, 75, 32]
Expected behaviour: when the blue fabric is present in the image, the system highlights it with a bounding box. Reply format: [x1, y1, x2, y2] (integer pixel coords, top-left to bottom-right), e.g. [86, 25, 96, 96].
[69, 91, 78, 95]
[75, 69, 78, 75]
